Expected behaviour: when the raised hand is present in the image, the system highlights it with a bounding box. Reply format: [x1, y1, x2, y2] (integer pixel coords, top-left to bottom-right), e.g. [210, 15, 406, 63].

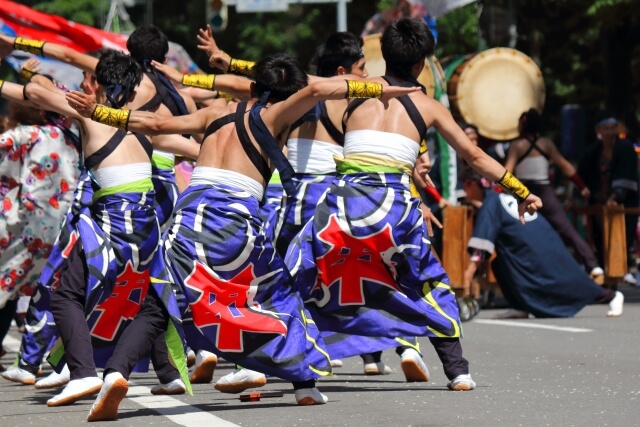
[151, 60, 183, 83]
[196, 24, 231, 71]
[22, 58, 41, 73]
[65, 90, 97, 118]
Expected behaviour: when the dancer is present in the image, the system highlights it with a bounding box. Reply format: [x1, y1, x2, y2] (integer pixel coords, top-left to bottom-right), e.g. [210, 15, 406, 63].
[285, 18, 541, 391]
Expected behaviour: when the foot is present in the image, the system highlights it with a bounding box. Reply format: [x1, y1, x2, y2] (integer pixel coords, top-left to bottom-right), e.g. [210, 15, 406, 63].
[447, 373, 476, 391]
[151, 378, 186, 395]
[189, 350, 217, 384]
[607, 291, 624, 317]
[330, 359, 343, 368]
[2, 366, 36, 385]
[87, 372, 128, 422]
[623, 272, 637, 286]
[590, 267, 605, 285]
[493, 309, 529, 319]
[214, 368, 267, 394]
[400, 348, 429, 382]
[47, 376, 103, 407]
[363, 362, 392, 375]
[35, 364, 70, 389]
[186, 348, 196, 368]
[294, 387, 328, 405]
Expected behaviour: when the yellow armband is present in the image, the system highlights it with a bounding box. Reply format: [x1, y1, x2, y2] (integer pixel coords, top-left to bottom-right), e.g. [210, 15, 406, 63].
[91, 105, 130, 131]
[229, 58, 255, 77]
[19, 67, 37, 83]
[181, 74, 216, 90]
[14, 37, 46, 56]
[498, 170, 530, 202]
[345, 80, 383, 99]
[0, 80, 4, 96]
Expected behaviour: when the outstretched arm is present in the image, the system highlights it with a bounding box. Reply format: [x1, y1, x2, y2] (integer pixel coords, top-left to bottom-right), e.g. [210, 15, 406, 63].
[0, 35, 98, 74]
[431, 101, 542, 221]
[268, 79, 421, 135]
[66, 89, 216, 136]
[151, 61, 252, 97]
[0, 80, 33, 106]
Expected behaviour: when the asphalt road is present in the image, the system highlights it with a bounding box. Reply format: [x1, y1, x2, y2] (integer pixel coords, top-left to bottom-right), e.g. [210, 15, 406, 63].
[1, 285, 640, 427]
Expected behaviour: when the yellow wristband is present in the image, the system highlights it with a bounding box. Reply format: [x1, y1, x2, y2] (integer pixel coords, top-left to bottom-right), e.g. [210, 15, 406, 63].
[14, 37, 46, 56]
[19, 67, 37, 83]
[419, 139, 428, 155]
[0, 80, 4, 96]
[498, 170, 530, 202]
[181, 74, 216, 90]
[229, 58, 255, 76]
[409, 179, 420, 199]
[346, 80, 383, 99]
[91, 105, 130, 131]
[216, 91, 235, 103]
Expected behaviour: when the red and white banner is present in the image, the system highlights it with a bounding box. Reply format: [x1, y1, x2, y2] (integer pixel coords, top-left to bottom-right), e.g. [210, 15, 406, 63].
[0, 0, 127, 52]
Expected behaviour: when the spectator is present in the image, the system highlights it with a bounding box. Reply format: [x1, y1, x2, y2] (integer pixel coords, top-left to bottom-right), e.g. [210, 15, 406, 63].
[505, 109, 604, 283]
[460, 167, 624, 319]
[577, 111, 639, 285]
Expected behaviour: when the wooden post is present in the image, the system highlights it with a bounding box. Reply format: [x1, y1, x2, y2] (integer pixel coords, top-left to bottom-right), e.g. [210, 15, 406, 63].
[442, 205, 473, 296]
[603, 205, 627, 280]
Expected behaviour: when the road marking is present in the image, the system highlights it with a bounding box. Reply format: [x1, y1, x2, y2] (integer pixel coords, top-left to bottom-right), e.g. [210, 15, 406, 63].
[473, 319, 592, 333]
[127, 387, 240, 427]
[2, 335, 240, 427]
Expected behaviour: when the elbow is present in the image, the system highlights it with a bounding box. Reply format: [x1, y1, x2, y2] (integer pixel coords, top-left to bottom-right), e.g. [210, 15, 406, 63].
[308, 81, 325, 99]
[24, 84, 39, 102]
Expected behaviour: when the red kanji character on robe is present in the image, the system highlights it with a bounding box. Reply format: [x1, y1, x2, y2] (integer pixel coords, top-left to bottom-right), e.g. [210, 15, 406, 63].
[184, 261, 287, 353]
[314, 214, 402, 306]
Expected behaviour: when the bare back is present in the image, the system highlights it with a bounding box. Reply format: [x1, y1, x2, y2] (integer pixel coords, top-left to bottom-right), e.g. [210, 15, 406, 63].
[196, 101, 284, 187]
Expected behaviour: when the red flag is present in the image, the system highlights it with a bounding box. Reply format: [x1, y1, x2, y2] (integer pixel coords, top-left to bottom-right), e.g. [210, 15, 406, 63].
[0, 0, 126, 53]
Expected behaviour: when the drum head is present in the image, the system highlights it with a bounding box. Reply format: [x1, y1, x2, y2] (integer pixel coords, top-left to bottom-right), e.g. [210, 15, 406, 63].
[454, 48, 545, 140]
[363, 33, 440, 98]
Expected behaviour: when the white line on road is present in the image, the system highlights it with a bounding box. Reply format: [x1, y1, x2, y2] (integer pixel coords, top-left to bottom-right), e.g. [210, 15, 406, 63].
[2, 334, 240, 427]
[473, 319, 592, 333]
[127, 387, 240, 427]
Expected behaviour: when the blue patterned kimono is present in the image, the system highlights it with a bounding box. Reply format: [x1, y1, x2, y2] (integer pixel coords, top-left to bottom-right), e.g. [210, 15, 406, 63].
[47, 180, 160, 370]
[286, 172, 462, 340]
[155, 183, 332, 382]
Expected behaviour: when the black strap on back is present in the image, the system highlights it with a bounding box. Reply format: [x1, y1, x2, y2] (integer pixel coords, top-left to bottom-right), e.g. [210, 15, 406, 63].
[137, 90, 163, 112]
[84, 131, 153, 171]
[248, 94, 296, 196]
[144, 69, 189, 116]
[290, 103, 321, 132]
[382, 76, 428, 139]
[235, 102, 272, 185]
[318, 101, 344, 146]
[515, 136, 550, 166]
[341, 98, 367, 133]
[203, 112, 236, 142]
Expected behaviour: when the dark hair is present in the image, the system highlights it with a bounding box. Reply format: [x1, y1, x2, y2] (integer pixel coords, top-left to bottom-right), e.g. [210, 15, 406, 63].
[96, 50, 143, 108]
[460, 122, 479, 134]
[381, 18, 434, 76]
[314, 32, 364, 78]
[519, 108, 541, 135]
[459, 165, 483, 185]
[253, 54, 309, 102]
[7, 101, 45, 126]
[593, 109, 617, 128]
[126, 24, 169, 63]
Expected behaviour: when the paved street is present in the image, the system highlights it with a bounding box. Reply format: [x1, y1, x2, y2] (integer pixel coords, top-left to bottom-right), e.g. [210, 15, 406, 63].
[2, 286, 640, 427]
